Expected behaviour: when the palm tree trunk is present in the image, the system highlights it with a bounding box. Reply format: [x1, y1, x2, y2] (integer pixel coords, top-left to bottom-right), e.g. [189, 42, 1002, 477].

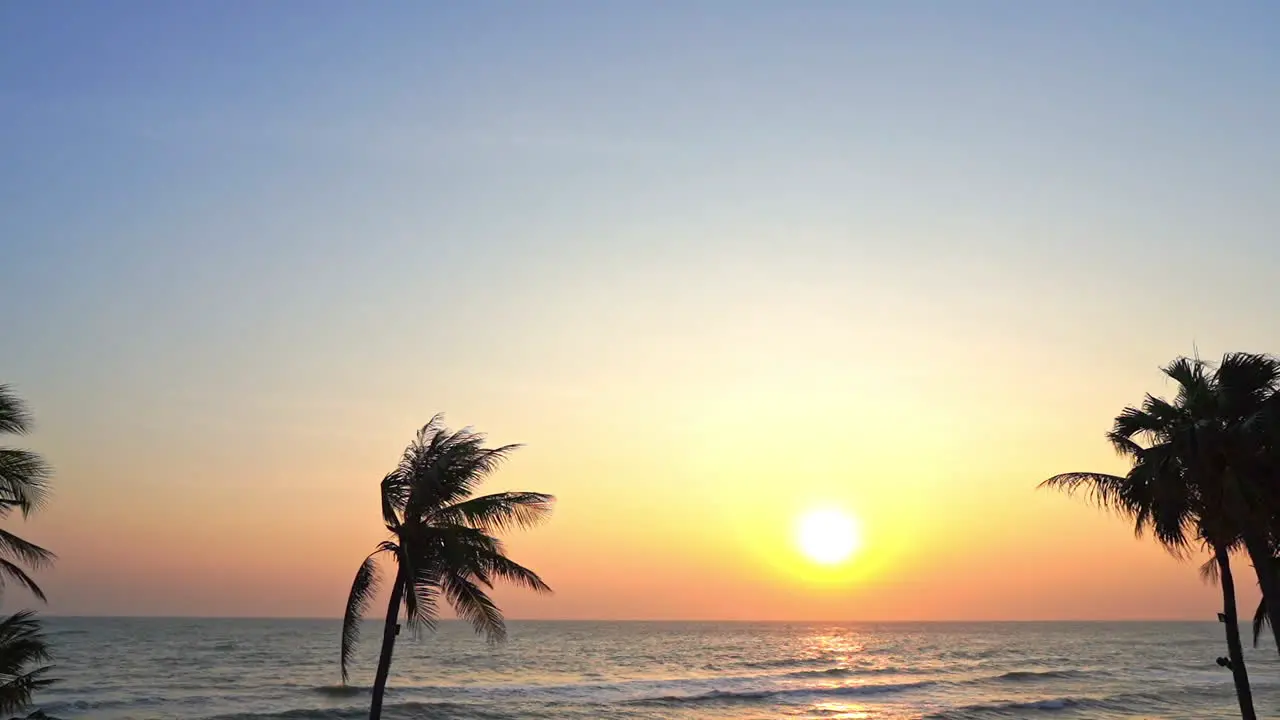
[1217, 547, 1256, 720]
[368, 566, 405, 720]
[1242, 538, 1280, 654]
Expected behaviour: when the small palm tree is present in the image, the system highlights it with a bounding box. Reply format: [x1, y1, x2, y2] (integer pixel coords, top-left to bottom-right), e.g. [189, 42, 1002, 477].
[0, 386, 54, 601]
[0, 386, 57, 719]
[340, 416, 553, 720]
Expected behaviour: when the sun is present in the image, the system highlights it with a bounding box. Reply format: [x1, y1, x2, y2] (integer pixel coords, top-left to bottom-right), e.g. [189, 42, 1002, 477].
[796, 508, 861, 565]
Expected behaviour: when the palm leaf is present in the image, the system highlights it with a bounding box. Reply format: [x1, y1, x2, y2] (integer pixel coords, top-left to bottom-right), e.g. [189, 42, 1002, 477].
[432, 524, 552, 595]
[379, 471, 406, 530]
[0, 562, 44, 604]
[474, 552, 552, 594]
[395, 536, 439, 634]
[0, 533, 53, 572]
[401, 559, 441, 634]
[1040, 472, 1130, 511]
[1216, 353, 1280, 409]
[432, 492, 555, 533]
[1199, 556, 1220, 585]
[0, 452, 50, 516]
[0, 389, 34, 437]
[441, 571, 506, 642]
[0, 667, 53, 716]
[340, 552, 381, 685]
[403, 444, 522, 521]
[0, 611, 53, 716]
[1254, 598, 1268, 648]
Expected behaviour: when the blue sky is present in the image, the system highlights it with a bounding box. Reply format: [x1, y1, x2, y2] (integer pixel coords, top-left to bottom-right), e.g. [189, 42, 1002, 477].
[3, 2, 1280, 617]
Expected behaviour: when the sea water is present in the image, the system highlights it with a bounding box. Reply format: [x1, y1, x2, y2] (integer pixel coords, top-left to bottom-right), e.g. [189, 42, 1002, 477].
[35, 618, 1280, 719]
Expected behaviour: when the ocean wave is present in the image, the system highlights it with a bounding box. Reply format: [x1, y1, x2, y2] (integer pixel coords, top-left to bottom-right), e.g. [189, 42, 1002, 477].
[205, 701, 515, 720]
[784, 665, 921, 680]
[921, 692, 1188, 720]
[628, 679, 935, 706]
[923, 696, 1100, 718]
[739, 656, 832, 670]
[992, 669, 1088, 682]
[310, 685, 366, 697]
[786, 667, 857, 679]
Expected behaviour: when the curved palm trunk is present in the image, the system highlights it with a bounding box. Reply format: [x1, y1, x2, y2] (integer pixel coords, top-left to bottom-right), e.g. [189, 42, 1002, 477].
[1241, 538, 1280, 654]
[1217, 548, 1256, 720]
[368, 566, 405, 720]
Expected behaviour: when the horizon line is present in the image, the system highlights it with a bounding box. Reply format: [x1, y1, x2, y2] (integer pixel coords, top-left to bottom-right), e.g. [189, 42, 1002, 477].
[39, 615, 1224, 624]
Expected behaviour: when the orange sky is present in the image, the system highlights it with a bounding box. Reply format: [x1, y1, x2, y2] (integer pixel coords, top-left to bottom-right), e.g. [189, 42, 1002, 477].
[19, 331, 1267, 619]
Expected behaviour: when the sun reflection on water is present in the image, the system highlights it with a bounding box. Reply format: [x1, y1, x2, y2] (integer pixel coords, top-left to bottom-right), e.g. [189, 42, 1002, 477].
[810, 702, 875, 719]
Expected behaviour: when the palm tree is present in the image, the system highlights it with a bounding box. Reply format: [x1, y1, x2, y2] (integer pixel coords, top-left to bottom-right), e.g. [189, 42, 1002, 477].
[1040, 355, 1280, 720]
[340, 416, 553, 720]
[0, 386, 55, 601]
[1203, 353, 1280, 653]
[1051, 355, 1280, 652]
[1045, 463, 1256, 720]
[0, 386, 57, 719]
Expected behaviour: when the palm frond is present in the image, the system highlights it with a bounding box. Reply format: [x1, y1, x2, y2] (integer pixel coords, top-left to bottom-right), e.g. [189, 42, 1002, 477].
[0, 452, 50, 516]
[379, 471, 407, 530]
[1039, 472, 1130, 509]
[0, 611, 53, 716]
[1216, 353, 1280, 407]
[441, 571, 506, 642]
[379, 415, 451, 525]
[0, 562, 44, 604]
[0, 533, 53, 572]
[394, 537, 439, 634]
[0, 389, 34, 438]
[1113, 404, 1172, 447]
[391, 416, 523, 521]
[340, 552, 381, 685]
[429, 524, 551, 595]
[1106, 434, 1145, 459]
[0, 613, 50, 672]
[474, 553, 552, 594]
[432, 492, 555, 533]
[1254, 598, 1269, 648]
[402, 561, 440, 634]
[1163, 357, 1209, 400]
[405, 445, 523, 520]
[0, 667, 54, 716]
[1199, 556, 1219, 585]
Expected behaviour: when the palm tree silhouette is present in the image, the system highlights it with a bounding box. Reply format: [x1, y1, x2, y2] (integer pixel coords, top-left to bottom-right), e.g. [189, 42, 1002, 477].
[1040, 355, 1280, 720]
[0, 386, 56, 718]
[0, 386, 54, 600]
[340, 416, 553, 720]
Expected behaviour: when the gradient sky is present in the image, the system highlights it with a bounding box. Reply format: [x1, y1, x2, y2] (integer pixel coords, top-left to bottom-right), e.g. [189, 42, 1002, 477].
[3, 2, 1280, 620]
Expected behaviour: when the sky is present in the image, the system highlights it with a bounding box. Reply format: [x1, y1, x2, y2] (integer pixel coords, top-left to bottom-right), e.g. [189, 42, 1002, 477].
[2, 1, 1280, 620]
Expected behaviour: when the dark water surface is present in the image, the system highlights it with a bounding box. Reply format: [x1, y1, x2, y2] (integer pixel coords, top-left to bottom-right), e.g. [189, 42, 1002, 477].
[36, 618, 1280, 719]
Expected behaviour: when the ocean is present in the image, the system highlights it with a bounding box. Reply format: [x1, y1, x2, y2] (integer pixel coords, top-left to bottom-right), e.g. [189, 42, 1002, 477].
[34, 618, 1280, 719]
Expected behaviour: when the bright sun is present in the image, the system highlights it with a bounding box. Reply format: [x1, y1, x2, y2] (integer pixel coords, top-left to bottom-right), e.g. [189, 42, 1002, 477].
[796, 508, 861, 565]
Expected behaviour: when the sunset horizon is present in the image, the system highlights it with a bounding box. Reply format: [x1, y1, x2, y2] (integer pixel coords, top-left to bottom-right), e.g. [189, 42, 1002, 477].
[5, 2, 1280, 718]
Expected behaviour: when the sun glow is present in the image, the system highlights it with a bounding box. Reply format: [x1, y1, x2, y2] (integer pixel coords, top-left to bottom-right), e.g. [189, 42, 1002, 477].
[796, 508, 861, 565]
